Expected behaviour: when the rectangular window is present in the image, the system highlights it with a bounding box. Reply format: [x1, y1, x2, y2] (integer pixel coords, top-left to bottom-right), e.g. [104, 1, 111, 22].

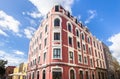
[38, 56, 40, 63]
[40, 32, 42, 39]
[83, 44, 86, 51]
[89, 48, 91, 55]
[39, 44, 41, 50]
[78, 54, 82, 63]
[84, 57, 87, 64]
[69, 37, 72, 46]
[93, 41, 96, 47]
[95, 50, 97, 57]
[45, 25, 47, 33]
[55, 5, 59, 11]
[43, 52, 46, 62]
[77, 42, 80, 48]
[53, 48, 61, 59]
[54, 33, 60, 40]
[53, 72, 62, 79]
[35, 59, 36, 65]
[69, 51, 73, 60]
[44, 38, 47, 47]
[90, 59, 93, 67]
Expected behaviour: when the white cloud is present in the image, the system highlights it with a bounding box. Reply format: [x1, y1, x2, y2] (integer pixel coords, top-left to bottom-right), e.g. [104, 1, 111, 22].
[0, 10, 20, 33]
[24, 27, 36, 39]
[27, 11, 42, 18]
[85, 10, 97, 24]
[108, 33, 120, 62]
[0, 50, 27, 66]
[13, 50, 24, 55]
[0, 29, 8, 37]
[29, 0, 74, 17]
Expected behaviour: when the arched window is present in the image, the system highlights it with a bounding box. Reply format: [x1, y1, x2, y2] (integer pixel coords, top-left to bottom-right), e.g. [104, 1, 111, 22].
[42, 70, 46, 79]
[54, 18, 60, 26]
[88, 37, 90, 43]
[70, 70, 75, 79]
[32, 72, 34, 79]
[82, 33, 84, 40]
[92, 72, 95, 79]
[86, 71, 89, 79]
[37, 71, 39, 79]
[68, 23, 72, 32]
[79, 71, 83, 79]
[76, 29, 79, 37]
[29, 73, 31, 79]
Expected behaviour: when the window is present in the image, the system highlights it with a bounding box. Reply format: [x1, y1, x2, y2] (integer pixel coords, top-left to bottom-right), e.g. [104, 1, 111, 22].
[98, 52, 100, 58]
[92, 72, 95, 79]
[79, 71, 83, 79]
[100, 60, 102, 68]
[32, 72, 34, 79]
[69, 51, 73, 60]
[53, 71, 62, 79]
[69, 37, 72, 46]
[76, 29, 79, 37]
[53, 48, 61, 59]
[38, 56, 40, 63]
[77, 42, 80, 48]
[83, 44, 86, 51]
[30, 62, 32, 67]
[44, 38, 47, 47]
[33, 60, 34, 66]
[93, 41, 96, 47]
[70, 70, 75, 79]
[67, 11, 70, 17]
[43, 52, 46, 62]
[39, 44, 41, 50]
[89, 48, 91, 55]
[95, 50, 97, 57]
[35, 59, 36, 65]
[54, 18, 60, 26]
[88, 37, 90, 43]
[97, 59, 99, 67]
[40, 32, 42, 39]
[55, 5, 59, 11]
[86, 71, 89, 79]
[54, 33, 60, 40]
[37, 71, 39, 79]
[84, 57, 87, 64]
[42, 70, 46, 79]
[45, 25, 47, 33]
[78, 54, 82, 63]
[82, 33, 84, 40]
[90, 59, 93, 67]
[29, 73, 31, 79]
[68, 23, 72, 32]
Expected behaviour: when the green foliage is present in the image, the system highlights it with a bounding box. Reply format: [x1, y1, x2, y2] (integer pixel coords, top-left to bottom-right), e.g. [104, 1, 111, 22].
[0, 60, 7, 77]
[0, 60, 7, 67]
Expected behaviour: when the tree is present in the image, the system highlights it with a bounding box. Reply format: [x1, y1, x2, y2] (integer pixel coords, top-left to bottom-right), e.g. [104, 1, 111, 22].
[0, 60, 7, 67]
[0, 60, 7, 78]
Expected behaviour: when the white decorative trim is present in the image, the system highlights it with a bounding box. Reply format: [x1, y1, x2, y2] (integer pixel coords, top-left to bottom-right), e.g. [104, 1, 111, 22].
[51, 66, 63, 72]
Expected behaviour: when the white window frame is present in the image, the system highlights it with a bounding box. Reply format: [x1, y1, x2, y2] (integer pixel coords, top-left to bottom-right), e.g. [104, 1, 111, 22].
[52, 47, 62, 60]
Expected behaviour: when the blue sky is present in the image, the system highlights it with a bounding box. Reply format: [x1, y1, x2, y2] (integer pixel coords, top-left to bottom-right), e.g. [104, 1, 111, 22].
[0, 0, 120, 66]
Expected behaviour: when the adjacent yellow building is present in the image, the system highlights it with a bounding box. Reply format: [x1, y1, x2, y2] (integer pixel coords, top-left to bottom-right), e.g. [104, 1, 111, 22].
[11, 63, 27, 79]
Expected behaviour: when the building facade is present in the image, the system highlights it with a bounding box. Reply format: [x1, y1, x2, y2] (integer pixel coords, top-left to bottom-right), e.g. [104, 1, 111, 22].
[5, 66, 15, 79]
[27, 5, 107, 79]
[11, 63, 27, 79]
[102, 43, 115, 79]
